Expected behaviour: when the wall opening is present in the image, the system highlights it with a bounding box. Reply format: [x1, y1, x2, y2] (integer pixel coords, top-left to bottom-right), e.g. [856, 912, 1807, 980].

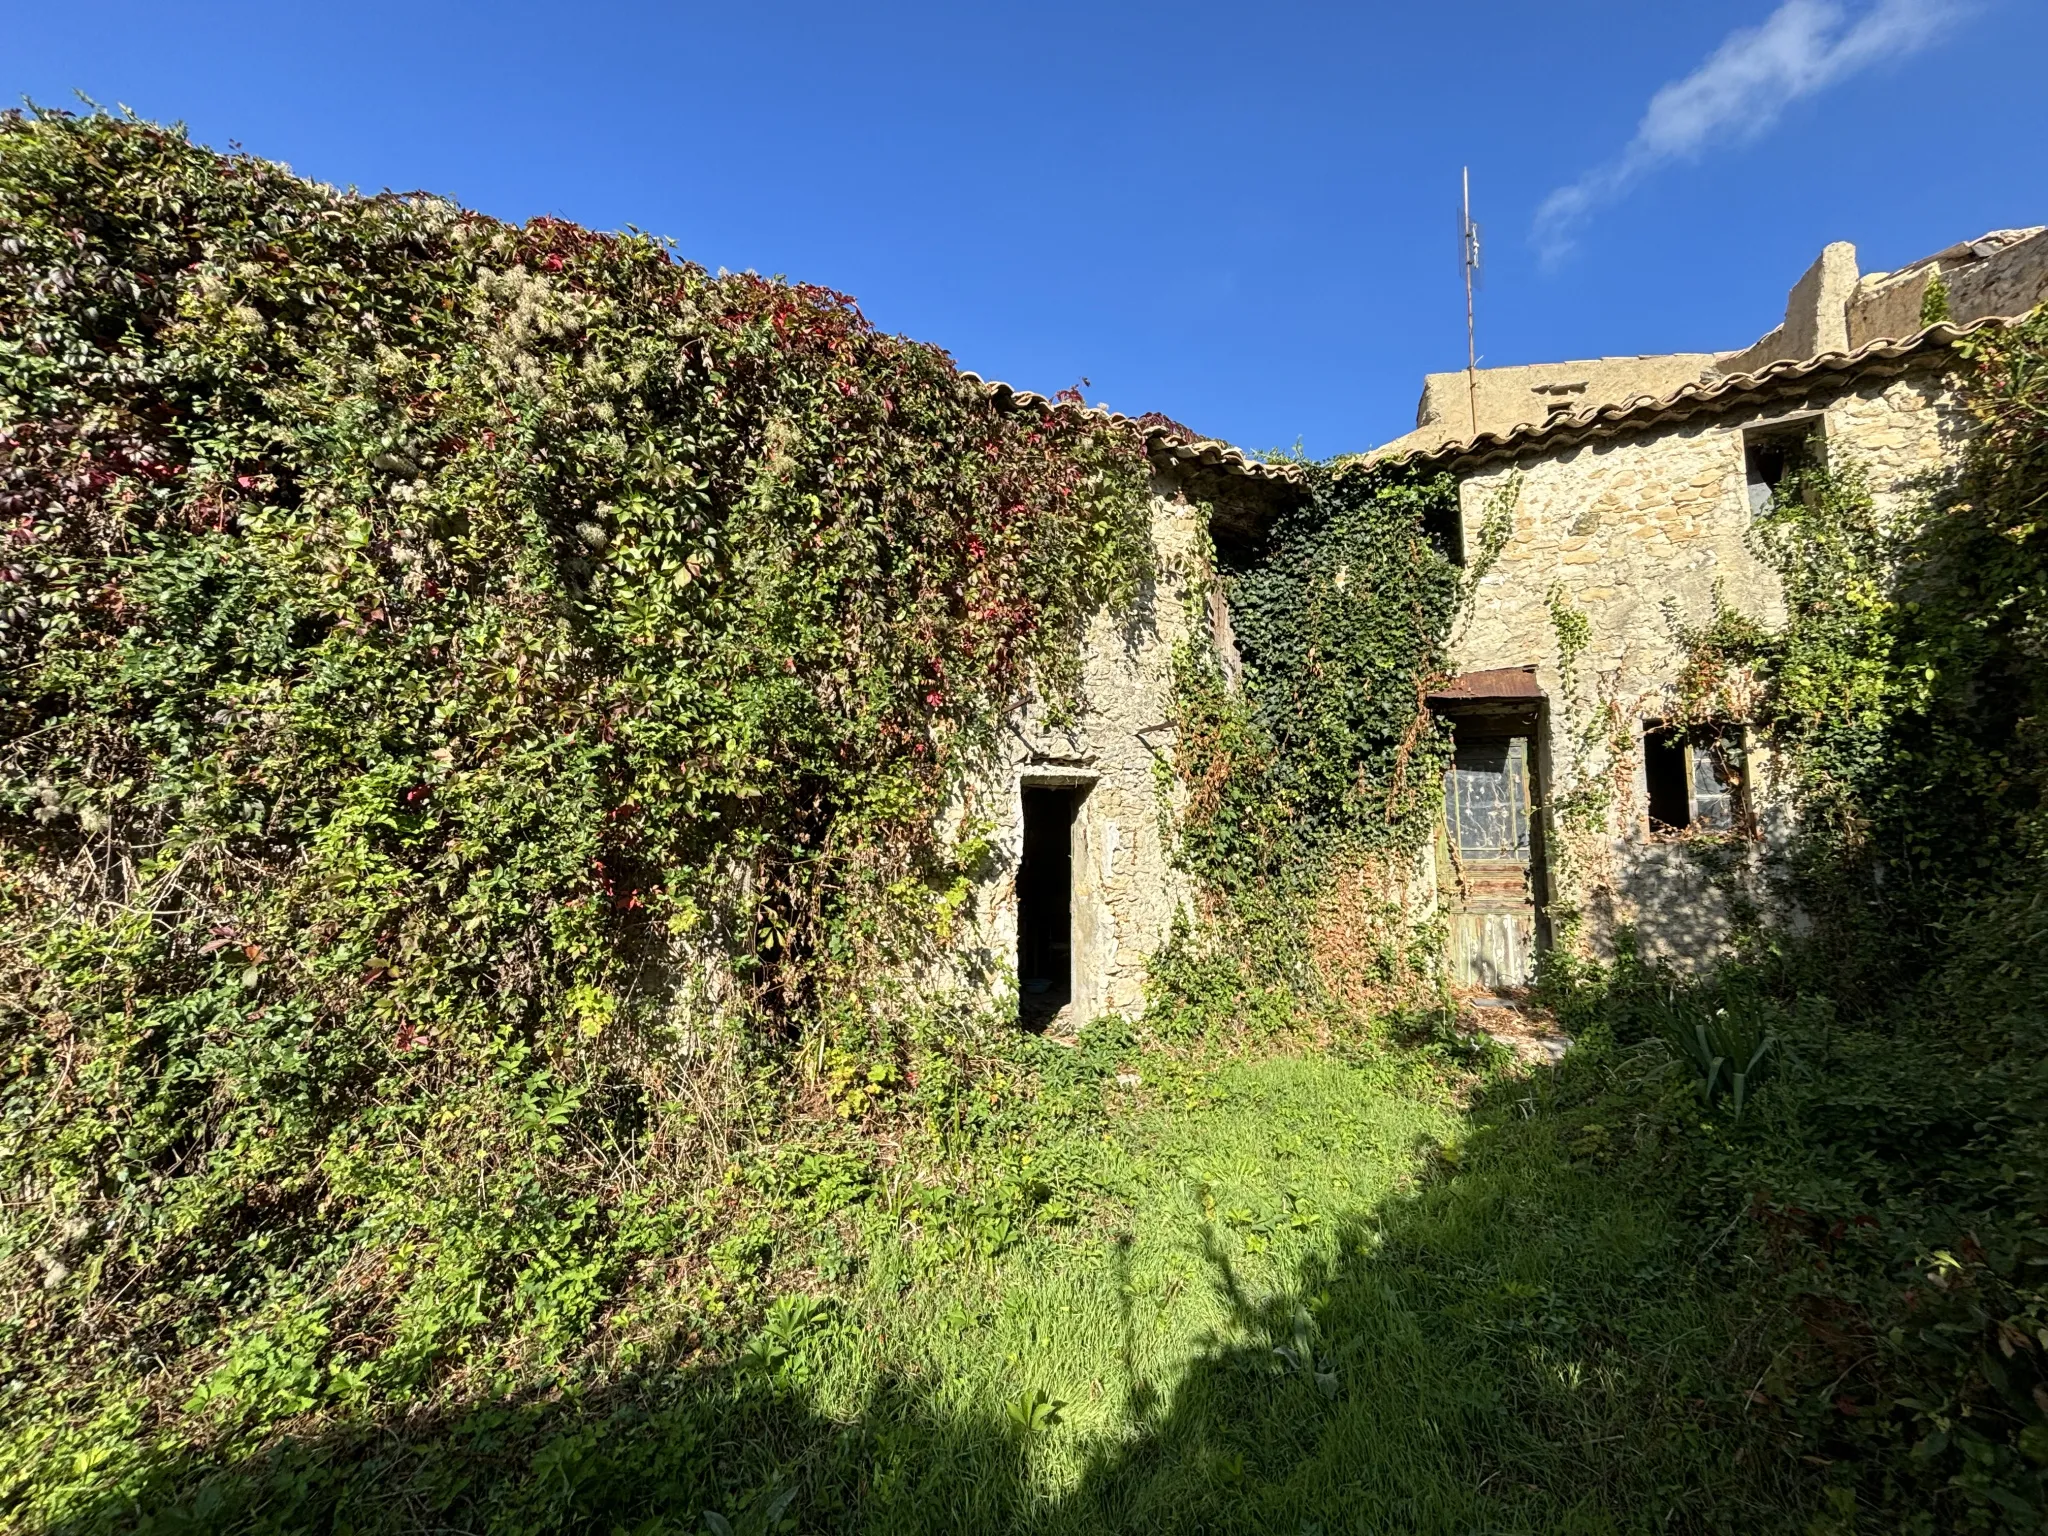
[1018, 785, 1084, 1030]
[1643, 725, 1692, 831]
[1643, 721, 1750, 836]
[1744, 416, 1824, 513]
[1437, 715, 1544, 992]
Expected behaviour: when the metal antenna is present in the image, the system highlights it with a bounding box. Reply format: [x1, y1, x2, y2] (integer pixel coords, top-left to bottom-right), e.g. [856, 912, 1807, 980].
[1460, 166, 1481, 438]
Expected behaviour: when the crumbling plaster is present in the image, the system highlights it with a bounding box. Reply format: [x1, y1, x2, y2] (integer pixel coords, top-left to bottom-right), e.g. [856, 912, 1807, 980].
[1451, 368, 1963, 968]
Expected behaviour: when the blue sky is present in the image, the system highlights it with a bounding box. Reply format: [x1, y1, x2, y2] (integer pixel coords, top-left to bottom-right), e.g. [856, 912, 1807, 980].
[7, 1, 2044, 456]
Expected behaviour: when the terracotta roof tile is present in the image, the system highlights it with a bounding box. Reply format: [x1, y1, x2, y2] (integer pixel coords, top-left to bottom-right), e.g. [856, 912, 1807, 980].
[1382, 316, 2020, 471]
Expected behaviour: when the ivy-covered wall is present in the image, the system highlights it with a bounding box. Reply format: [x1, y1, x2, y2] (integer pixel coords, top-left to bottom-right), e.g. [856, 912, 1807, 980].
[1642, 311, 2048, 1521]
[0, 107, 1176, 1441]
[1157, 462, 1464, 1024]
[956, 478, 1223, 1023]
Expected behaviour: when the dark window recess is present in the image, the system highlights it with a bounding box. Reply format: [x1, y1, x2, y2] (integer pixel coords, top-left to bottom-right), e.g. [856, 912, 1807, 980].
[1644, 722, 1747, 834]
[1745, 418, 1823, 514]
[1446, 737, 1531, 861]
[1018, 786, 1082, 1026]
[1643, 727, 1692, 831]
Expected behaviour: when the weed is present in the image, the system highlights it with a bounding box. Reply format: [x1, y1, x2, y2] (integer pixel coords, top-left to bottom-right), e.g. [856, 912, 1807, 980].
[702, 1480, 800, 1536]
[1269, 1303, 1339, 1399]
[1003, 1388, 1064, 1437]
[1651, 988, 1775, 1117]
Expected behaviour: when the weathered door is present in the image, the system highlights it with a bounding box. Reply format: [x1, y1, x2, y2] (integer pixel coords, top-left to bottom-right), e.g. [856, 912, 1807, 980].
[1444, 735, 1537, 989]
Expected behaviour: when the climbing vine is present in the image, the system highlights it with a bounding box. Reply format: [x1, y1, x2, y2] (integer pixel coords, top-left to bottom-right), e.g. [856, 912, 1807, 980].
[0, 106, 1155, 1513]
[1157, 461, 1462, 1020]
[1663, 313, 2048, 1524]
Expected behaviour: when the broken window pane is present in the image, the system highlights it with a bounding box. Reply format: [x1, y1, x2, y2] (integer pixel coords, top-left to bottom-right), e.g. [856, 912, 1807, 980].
[1690, 731, 1744, 833]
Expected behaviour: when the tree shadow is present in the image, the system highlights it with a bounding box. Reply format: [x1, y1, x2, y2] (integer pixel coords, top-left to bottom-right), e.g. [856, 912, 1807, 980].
[56, 1348, 1042, 1536]
[1048, 1068, 1806, 1536]
[53, 1063, 1807, 1536]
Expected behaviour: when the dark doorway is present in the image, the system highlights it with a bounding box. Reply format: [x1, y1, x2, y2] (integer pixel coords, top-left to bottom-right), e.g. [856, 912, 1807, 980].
[1018, 785, 1082, 1030]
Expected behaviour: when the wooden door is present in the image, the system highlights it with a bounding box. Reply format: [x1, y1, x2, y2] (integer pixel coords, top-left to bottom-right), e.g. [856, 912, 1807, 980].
[1444, 735, 1537, 990]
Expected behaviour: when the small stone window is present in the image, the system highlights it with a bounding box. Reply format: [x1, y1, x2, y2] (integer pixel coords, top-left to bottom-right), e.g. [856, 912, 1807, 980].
[1643, 721, 1750, 838]
[1744, 416, 1824, 514]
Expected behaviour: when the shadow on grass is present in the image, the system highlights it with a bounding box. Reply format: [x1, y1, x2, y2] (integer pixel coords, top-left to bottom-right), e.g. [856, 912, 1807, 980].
[56, 1064, 1806, 1536]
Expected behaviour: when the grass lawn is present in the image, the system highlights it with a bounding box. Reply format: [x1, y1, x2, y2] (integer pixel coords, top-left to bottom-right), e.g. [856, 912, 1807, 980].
[59, 1039, 1809, 1535]
[781, 1046, 1800, 1535]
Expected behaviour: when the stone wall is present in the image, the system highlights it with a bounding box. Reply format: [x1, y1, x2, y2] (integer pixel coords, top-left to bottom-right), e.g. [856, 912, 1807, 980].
[1846, 227, 2048, 347]
[1374, 227, 2044, 462]
[1715, 243, 1858, 376]
[1723, 228, 2048, 370]
[1451, 367, 1963, 967]
[952, 475, 1217, 1024]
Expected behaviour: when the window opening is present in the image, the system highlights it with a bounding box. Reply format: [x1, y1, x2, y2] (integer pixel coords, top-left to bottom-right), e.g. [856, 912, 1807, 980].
[1691, 735, 1740, 832]
[1644, 726, 1691, 831]
[1644, 721, 1748, 835]
[1445, 737, 1530, 862]
[1018, 785, 1082, 1028]
[1745, 417, 1823, 514]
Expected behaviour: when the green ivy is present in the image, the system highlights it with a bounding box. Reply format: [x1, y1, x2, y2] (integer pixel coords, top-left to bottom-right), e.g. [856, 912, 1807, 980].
[1664, 312, 2048, 1527]
[1157, 461, 1461, 1015]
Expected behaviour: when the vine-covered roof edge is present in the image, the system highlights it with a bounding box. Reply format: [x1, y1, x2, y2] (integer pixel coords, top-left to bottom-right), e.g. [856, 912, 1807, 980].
[958, 372, 1304, 485]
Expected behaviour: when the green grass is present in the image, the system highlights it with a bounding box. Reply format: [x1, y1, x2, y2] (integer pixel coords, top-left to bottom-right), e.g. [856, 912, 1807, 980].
[59, 1041, 1810, 1534]
[788, 1049, 1797, 1534]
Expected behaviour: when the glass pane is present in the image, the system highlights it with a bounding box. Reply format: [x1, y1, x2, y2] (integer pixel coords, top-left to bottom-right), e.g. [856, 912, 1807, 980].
[1691, 739, 1737, 832]
[1447, 738, 1529, 860]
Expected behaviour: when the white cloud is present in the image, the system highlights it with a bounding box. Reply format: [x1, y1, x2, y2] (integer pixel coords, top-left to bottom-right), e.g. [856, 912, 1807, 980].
[1534, 0, 1969, 265]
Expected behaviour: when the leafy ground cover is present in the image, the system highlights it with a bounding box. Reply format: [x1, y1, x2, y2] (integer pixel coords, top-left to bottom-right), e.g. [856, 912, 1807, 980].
[6, 105, 2047, 1536]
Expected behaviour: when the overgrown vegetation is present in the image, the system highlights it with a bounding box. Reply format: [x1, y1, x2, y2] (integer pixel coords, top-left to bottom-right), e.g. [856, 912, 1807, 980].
[0, 107, 1157, 1527]
[1157, 464, 1461, 1021]
[8, 102, 2048, 1536]
[1584, 310, 2048, 1530]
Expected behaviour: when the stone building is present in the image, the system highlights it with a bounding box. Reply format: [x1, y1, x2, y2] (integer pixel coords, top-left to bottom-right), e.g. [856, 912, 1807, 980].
[1378, 226, 2048, 460]
[950, 382, 1299, 1027]
[1383, 227, 2048, 986]
[955, 225, 2048, 1025]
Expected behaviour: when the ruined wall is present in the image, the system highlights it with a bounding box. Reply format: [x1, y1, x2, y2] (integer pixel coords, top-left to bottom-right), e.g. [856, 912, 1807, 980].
[1713, 241, 1861, 376]
[1375, 228, 2045, 466]
[1848, 227, 2048, 347]
[1451, 368, 1963, 968]
[953, 476, 1214, 1025]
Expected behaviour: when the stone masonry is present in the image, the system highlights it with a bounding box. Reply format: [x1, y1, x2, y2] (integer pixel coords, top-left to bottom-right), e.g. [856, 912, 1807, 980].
[933, 223, 2044, 1016]
[952, 477, 1222, 1025]
[1452, 368, 1965, 967]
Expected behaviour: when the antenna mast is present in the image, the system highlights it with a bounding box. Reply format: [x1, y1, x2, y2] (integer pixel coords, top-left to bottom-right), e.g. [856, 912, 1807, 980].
[1461, 166, 1480, 438]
